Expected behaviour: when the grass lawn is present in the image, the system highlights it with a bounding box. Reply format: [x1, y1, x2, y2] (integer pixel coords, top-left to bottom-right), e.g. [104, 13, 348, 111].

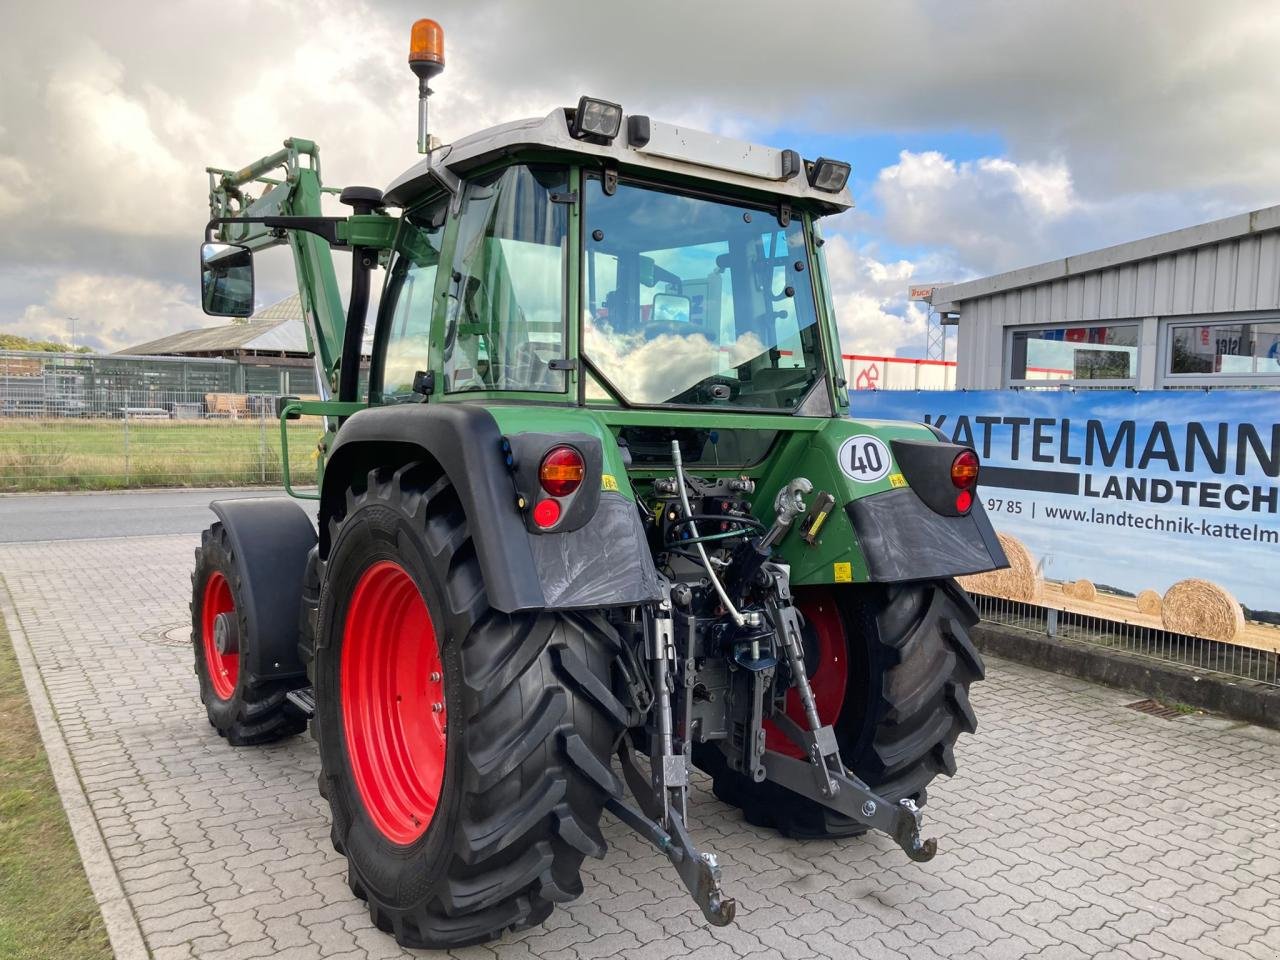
[0, 417, 324, 492]
[0, 616, 111, 959]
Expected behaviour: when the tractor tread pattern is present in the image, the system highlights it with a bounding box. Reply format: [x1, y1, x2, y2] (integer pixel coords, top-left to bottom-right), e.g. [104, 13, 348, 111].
[190, 523, 306, 746]
[702, 579, 984, 839]
[316, 464, 623, 950]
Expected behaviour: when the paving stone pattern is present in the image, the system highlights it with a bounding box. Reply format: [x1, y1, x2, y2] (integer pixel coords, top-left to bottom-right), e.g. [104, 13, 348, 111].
[2, 533, 1279, 959]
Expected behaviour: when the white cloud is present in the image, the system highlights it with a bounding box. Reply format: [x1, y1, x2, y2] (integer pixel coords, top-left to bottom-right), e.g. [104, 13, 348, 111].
[873, 150, 1080, 273]
[0, 155, 36, 218]
[819, 232, 944, 359]
[3, 1, 1279, 358]
[16, 273, 204, 353]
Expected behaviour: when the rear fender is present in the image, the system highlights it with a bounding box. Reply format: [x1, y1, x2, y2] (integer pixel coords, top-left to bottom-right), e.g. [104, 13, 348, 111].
[322, 404, 660, 613]
[760, 418, 1007, 585]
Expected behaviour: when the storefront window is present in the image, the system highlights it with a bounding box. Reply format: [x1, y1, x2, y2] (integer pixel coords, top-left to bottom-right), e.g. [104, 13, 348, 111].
[1168, 320, 1280, 377]
[1009, 324, 1139, 382]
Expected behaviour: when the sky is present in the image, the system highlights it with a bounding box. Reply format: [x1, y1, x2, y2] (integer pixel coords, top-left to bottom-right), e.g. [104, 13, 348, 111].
[3, 0, 1280, 358]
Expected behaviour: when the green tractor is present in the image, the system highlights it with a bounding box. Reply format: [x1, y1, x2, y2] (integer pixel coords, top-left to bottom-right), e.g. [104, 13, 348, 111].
[191, 17, 1004, 950]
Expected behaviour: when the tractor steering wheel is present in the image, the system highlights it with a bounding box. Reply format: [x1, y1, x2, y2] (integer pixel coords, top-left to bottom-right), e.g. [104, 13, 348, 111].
[673, 375, 740, 405]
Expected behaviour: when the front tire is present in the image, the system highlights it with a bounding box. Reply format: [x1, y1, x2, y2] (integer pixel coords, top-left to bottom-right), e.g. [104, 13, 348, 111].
[190, 523, 307, 745]
[698, 579, 984, 838]
[313, 463, 626, 949]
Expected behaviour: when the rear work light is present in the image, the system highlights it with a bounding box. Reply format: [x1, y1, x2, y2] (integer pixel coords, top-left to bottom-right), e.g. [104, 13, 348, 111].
[539, 446, 585, 497]
[570, 96, 623, 142]
[808, 157, 851, 193]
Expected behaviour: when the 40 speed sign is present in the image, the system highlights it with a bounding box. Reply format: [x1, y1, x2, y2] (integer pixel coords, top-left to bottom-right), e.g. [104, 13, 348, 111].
[839, 435, 892, 483]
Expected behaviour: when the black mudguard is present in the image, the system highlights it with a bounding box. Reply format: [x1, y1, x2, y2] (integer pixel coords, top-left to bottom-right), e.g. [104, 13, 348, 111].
[209, 497, 317, 681]
[846, 487, 1008, 583]
[322, 403, 660, 613]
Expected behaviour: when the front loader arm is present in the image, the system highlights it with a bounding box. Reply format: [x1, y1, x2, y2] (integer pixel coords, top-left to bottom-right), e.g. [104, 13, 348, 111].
[206, 138, 348, 397]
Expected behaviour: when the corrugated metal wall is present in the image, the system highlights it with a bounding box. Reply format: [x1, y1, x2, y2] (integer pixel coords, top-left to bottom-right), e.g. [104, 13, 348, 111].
[956, 230, 1280, 388]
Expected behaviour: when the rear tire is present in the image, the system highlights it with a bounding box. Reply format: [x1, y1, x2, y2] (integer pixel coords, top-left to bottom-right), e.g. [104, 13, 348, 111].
[313, 463, 626, 949]
[190, 523, 307, 746]
[698, 578, 984, 838]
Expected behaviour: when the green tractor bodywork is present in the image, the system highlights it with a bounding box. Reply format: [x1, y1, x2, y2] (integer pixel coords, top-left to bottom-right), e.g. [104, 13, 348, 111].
[203, 128, 1001, 599]
[195, 99, 1005, 947]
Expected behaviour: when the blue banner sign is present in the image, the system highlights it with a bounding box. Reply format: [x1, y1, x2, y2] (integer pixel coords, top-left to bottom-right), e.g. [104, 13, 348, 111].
[854, 390, 1280, 646]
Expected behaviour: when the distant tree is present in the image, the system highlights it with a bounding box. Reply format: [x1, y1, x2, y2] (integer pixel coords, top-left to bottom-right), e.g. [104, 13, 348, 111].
[0, 333, 92, 353]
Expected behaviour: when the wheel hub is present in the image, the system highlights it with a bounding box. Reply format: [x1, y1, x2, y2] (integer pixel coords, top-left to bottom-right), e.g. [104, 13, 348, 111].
[340, 560, 447, 846]
[764, 591, 849, 758]
[213, 611, 239, 655]
[200, 571, 239, 700]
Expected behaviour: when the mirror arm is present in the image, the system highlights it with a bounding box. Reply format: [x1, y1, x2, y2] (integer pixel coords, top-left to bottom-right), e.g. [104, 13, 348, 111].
[205, 216, 348, 247]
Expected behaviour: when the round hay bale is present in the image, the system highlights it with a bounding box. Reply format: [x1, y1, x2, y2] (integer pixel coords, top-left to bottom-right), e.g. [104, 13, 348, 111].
[1064, 579, 1097, 602]
[957, 533, 1043, 603]
[1136, 589, 1162, 616]
[1161, 579, 1245, 642]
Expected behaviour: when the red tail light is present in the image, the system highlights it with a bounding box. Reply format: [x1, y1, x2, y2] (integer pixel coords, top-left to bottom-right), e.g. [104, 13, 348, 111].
[955, 489, 974, 514]
[539, 446, 585, 497]
[532, 498, 561, 528]
[950, 450, 979, 489]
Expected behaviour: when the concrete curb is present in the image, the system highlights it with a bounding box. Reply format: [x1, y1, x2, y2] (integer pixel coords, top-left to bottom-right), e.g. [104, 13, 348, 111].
[0, 577, 151, 960]
[973, 621, 1280, 730]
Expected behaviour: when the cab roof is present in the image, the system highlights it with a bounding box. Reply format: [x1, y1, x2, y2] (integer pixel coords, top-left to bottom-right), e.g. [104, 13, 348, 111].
[384, 105, 854, 214]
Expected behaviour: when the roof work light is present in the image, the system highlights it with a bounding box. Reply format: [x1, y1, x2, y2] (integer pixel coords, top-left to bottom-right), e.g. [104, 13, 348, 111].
[409, 19, 445, 154]
[570, 96, 624, 143]
[808, 157, 851, 193]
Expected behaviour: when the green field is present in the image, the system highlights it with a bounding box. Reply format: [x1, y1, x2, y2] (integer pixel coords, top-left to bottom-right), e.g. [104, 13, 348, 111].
[0, 617, 112, 960]
[0, 418, 325, 492]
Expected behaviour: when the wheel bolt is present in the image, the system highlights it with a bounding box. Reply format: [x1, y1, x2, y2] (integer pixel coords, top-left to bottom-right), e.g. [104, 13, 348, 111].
[429, 672, 441, 683]
[861, 800, 877, 817]
[432, 702, 444, 713]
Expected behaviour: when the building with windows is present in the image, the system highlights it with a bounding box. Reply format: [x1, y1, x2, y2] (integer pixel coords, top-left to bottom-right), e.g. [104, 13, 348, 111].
[929, 203, 1280, 390]
[120, 294, 322, 397]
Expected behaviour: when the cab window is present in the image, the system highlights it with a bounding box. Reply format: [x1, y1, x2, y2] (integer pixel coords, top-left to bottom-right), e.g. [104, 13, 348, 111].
[442, 165, 569, 393]
[380, 199, 447, 402]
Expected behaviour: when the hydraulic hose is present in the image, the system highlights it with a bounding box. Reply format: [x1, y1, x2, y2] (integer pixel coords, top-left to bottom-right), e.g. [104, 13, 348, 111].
[670, 441, 745, 626]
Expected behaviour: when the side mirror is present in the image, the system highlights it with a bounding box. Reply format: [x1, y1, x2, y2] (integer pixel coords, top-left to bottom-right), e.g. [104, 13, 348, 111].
[200, 242, 255, 317]
[652, 293, 692, 326]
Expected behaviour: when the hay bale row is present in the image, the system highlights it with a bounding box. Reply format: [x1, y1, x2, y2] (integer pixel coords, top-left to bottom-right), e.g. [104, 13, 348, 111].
[958, 532, 1043, 603]
[1161, 578, 1245, 642]
[1135, 589, 1162, 616]
[1063, 579, 1097, 602]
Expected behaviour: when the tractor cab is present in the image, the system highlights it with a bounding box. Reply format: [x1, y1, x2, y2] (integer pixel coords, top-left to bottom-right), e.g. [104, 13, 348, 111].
[371, 100, 854, 429]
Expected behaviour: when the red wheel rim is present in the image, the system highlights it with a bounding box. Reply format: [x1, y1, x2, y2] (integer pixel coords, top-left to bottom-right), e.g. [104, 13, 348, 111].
[765, 589, 849, 759]
[341, 560, 447, 845]
[200, 571, 238, 700]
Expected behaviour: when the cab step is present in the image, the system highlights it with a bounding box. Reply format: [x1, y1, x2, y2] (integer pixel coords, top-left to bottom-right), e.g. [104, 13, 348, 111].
[285, 687, 316, 719]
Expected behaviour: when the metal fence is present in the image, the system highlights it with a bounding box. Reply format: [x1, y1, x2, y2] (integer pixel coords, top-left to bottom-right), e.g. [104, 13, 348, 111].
[970, 592, 1280, 688]
[0, 392, 324, 492]
[0, 350, 327, 492]
[0, 349, 320, 413]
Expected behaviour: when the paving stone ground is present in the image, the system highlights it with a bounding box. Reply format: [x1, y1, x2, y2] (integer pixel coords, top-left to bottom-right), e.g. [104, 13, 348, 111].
[2, 532, 1279, 960]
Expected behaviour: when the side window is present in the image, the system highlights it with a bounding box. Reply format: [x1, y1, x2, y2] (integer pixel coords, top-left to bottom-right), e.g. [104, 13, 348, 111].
[442, 165, 569, 393]
[381, 201, 447, 401]
[378, 200, 450, 399]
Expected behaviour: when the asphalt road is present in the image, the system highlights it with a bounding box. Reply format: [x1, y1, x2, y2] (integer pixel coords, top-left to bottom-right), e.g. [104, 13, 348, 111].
[0, 488, 308, 543]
